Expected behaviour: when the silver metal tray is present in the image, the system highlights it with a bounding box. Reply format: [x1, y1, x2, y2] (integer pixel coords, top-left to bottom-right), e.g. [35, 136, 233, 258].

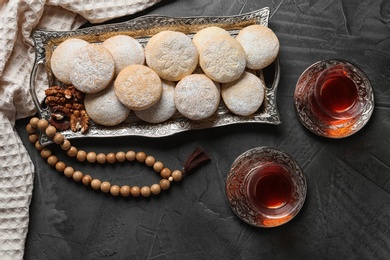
[30, 7, 281, 145]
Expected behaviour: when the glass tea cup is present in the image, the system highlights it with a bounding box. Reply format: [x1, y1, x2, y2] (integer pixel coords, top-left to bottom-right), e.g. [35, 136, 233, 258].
[225, 147, 307, 228]
[294, 59, 374, 138]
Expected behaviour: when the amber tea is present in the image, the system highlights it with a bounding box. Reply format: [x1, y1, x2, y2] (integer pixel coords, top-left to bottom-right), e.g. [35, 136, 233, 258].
[245, 163, 293, 210]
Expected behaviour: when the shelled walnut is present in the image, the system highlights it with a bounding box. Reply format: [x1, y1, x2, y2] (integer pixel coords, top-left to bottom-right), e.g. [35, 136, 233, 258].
[44, 85, 88, 133]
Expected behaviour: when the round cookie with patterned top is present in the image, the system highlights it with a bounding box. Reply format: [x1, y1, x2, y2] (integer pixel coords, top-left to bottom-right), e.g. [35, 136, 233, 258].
[145, 31, 198, 81]
[114, 64, 162, 111]
[198, 34, 246, 83]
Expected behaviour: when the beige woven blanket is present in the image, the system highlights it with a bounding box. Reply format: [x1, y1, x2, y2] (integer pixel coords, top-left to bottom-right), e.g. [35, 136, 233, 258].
[0, 1, 160, 259]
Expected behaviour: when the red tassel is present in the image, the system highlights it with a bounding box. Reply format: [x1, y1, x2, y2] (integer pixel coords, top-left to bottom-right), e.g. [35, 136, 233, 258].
[183, 147, 211, 174]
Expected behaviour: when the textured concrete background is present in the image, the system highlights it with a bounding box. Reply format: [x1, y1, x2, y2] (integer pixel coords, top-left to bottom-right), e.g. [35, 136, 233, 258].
[17, 0, 390, 259]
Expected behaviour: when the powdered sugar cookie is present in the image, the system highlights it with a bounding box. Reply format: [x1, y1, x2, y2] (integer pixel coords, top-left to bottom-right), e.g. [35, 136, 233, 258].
[175, 74, 220, 120]
[135, 80, 176, 123]
[50, 38, 88, 85]
[70, 44, 115, 93]
[221, 72, 265, 116]
[84, 83, 130, 126]
[114, 64, 162, 111]
[103, 35, 145, 75]
[236, 24, 280, 70]
[145, 31, 198, 81]
[198, 35, 246, 83]
[192, 26, 230, 49]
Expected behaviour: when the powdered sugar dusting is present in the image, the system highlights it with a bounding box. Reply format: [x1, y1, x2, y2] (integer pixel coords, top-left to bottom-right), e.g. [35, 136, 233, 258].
[103, 35, 145, 75]
[70, 44, 115, 93]
[84, 83, 131, 126]
[175, 74, 220, 120]
[135, 80, 176, 123]
[145, 31, 198, 81]
[199, 36, 246, 83]
[50, 38, 88, 85]
[221, 71, 265, 116]
[236, 24, 279, 70]
[114, 64, 162, 110]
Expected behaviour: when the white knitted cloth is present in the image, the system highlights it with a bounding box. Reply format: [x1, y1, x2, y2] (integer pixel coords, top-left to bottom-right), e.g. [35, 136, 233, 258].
[0, 1, 160, 259]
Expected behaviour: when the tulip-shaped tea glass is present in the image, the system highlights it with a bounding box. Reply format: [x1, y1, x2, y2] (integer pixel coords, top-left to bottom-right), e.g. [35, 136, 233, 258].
[226, 147, 307, 228]
[294, 59, 374, 138]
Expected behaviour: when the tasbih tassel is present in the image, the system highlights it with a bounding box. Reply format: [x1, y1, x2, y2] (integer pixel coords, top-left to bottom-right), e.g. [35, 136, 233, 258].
[183, 147, 211, 174]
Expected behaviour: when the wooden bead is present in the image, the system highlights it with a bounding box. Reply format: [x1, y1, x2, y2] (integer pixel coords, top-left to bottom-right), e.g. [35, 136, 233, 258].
[159, 179, 170, 190]
[96, 153, 106, 164]
[55, 161, 66, 172]
[82, 175, 92, 186]
[64, 166, 75, 178]
[53, 133, 64, 144]
[37, 119, 49, 130]
[60, 140, 71, 151]
[45, 126, 57, 138]
[26, 124, 36, 134]
[160, 168, 171, 179]
[106, 153, 116, 164]
[150, 184, 161, 195]
[29, 134, 39, 143]
[76, 150, 87, 162]
[91, 179, 102, 190]
[130, 186, 140, 197]
[100, 181, 111, 193]
[73, 171, 83, 182]
[153, 161, 164, 172]
[120, 185, 131, 197]
[172, 170, 183, 182]
[140, 186, 151, 197]
[40, 148, 52, 159]
[67, 146, 78, 157]
[126, 151, 136, 161]
[145, 156, 155, 167]
[86, 152, 97, 163]
[47, 155, 58, 166]
[30, 117, 39, 128]
[116, 152, 126, 162]
[110, 185, 120, 196]
[136, 152, 146, 163]
[34, 141, 44, 151]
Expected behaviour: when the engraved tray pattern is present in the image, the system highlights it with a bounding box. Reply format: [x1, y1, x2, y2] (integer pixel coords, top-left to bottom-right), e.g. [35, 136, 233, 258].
[30, 7, 281, 145]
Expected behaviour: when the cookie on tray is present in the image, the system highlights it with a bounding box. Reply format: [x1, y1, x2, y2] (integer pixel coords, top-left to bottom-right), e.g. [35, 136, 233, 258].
[198, 34, 246, 83]
[84, 83, 130, 126]
[221, 71, 265, 116]
[114, 64, 162, 111]
[145, 31, 198, 81]
[50, 38, 89, 85]
[135, 80, 176, 123]
[103, 35, 145, 75]
[192, 26, 230, 50]
[175, 74, 220, 120]
[236, 24, 280, 70]
[70, 44, 115, 93]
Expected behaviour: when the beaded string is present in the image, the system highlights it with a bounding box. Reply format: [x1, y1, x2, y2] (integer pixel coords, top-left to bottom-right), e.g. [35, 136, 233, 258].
[26, 117, 210, 198]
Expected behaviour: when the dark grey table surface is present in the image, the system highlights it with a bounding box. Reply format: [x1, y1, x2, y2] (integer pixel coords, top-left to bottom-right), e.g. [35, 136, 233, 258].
[17, 0, 390, 259]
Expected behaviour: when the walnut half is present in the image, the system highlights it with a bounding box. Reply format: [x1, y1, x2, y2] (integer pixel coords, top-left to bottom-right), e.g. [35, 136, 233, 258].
[70, 110, 89, 134]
